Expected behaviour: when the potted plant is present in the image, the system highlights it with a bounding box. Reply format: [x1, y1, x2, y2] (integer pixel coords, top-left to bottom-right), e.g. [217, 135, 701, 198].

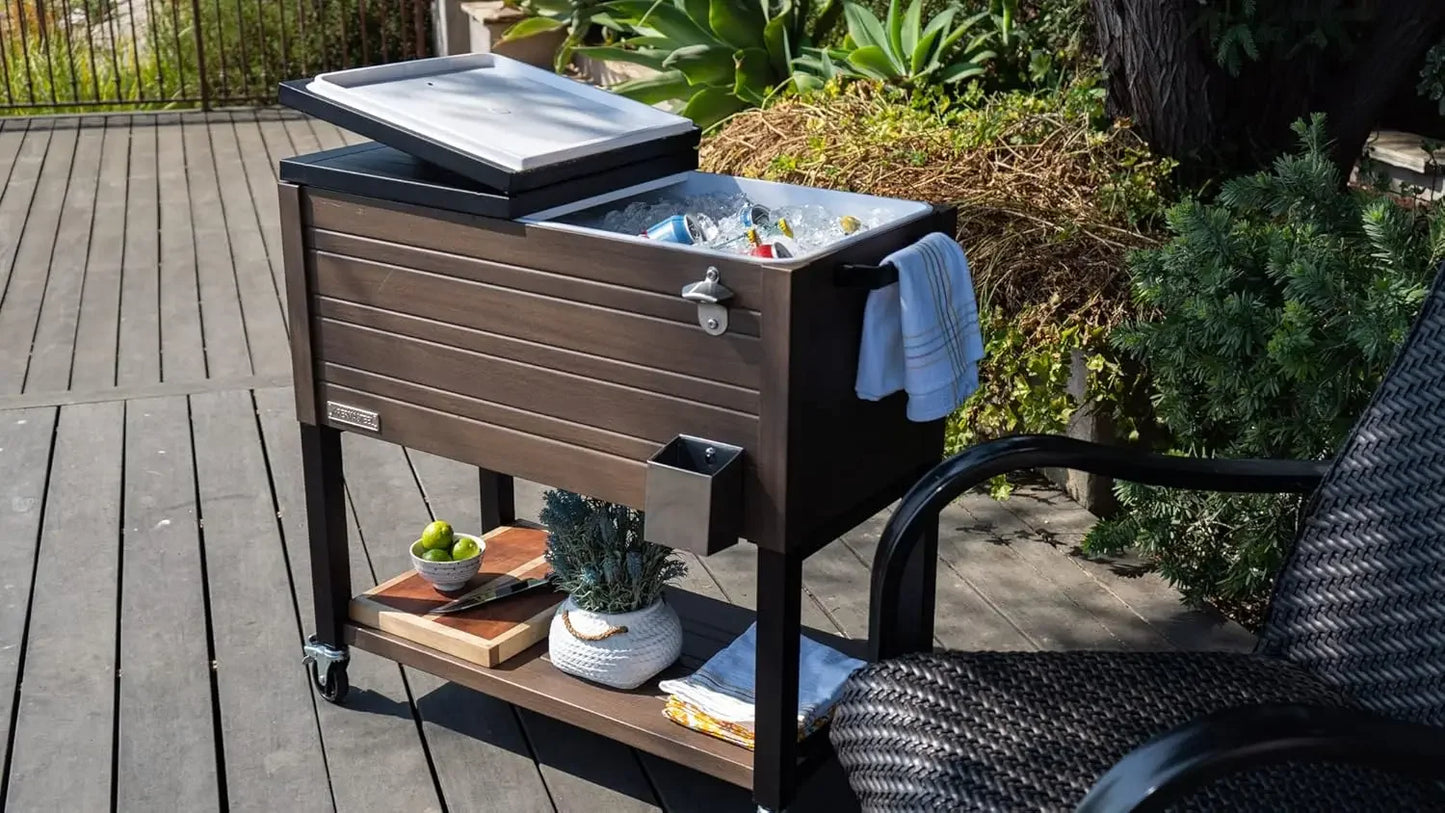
[541, 489, 687, 689]
[496, 0, 614, 74]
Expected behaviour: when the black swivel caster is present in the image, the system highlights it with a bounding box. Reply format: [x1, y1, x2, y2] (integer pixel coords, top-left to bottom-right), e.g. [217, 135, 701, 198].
[302, 635, 350, 704]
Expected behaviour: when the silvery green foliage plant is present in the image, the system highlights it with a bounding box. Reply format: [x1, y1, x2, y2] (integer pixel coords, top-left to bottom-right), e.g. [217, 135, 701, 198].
[541, 489, 687, 614]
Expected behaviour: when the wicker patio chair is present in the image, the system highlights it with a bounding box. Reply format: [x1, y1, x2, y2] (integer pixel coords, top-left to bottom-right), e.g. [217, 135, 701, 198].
[828, 264, 1445, 812]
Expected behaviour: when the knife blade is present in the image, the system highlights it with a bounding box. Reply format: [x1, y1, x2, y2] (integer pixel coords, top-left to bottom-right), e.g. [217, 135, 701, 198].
[430, 574, 556, 615]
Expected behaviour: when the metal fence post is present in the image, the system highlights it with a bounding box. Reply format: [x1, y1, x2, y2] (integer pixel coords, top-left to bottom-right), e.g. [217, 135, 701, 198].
[190, 0, 211, 109]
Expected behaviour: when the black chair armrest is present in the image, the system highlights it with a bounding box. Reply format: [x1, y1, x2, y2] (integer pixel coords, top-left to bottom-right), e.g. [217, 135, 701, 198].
[1076, 704, 1445, 813]
[870, 435, 1329, 659]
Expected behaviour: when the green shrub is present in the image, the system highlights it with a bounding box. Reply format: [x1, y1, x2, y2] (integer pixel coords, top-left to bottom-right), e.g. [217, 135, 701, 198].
[1084, 115, 1444, 627]
[851, 0, 1094, 89]
[703, 81, 1172, 459]
[592, 0, 843, 128]
[792, 0, 1001, 89]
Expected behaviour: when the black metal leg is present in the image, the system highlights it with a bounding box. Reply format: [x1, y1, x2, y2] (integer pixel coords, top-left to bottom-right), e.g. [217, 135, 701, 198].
[754, 547, 803, 812]
[300, 423, 351, 703]
[301, 423, 349, 645]
[896, 519, 938, 654]
[478, 468, 516, 533]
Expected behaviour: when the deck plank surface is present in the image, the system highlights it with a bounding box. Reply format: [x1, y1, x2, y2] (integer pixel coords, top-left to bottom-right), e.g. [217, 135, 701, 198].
[230, 113, 287, 299]
[0, 110, 1251, 813]
[155, 119, 207, 382]
[205, 114, 292, 377]
[181, 116, 252, 380]
[116, 116, 162, 387]
[3, 401, 123, 812]
[116, 395, 222, 810]
[0, 124, 72, 393]
[0, 128, 51, 361]
[70, 117, 131, 390]
[191, 389, 332, 811]
[0, 407, 57, 781]
[23, 117, 103, 394]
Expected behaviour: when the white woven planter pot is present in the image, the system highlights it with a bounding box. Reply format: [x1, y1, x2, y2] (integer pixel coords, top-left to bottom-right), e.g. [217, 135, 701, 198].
[548, 596, 683, 689]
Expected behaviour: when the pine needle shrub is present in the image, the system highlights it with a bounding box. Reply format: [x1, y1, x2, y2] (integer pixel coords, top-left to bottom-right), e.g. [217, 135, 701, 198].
[540, 490, 687, 614]
[1084, 115, 1444, 627]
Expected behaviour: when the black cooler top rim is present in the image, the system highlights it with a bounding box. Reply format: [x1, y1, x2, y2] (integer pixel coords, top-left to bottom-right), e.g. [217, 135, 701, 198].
[276, 64, 700, 217]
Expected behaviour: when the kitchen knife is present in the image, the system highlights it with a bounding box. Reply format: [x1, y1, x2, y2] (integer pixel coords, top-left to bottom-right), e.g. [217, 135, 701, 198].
[430, 574, 556, 615]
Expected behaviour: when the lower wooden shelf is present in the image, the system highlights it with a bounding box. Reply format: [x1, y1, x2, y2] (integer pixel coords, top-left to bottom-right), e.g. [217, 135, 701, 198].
[346, 585, 853, 790]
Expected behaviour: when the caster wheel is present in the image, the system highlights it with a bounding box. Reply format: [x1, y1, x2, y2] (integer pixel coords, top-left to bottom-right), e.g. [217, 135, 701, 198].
[309, 659, 349, 704]
[303, 636, 350, 704]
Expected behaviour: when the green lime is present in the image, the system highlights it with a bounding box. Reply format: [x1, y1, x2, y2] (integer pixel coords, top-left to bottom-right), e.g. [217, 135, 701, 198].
[421, 548, 451, 563]
[420, 520, 454, 551]
[450, 537, 480, 561]
[411, 541, 427, 558]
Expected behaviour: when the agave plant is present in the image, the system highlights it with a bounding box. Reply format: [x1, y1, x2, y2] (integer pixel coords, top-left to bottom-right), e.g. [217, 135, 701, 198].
[581, 0, 843, 128]
[501, 0, 616, 73]
[794, 0, 999, 89]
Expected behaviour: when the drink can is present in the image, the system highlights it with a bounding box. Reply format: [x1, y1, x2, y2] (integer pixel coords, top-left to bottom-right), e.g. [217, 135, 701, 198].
[750, 240, 795, 259]
[740, 204, 772, 228]
[642, 214, 703, 245]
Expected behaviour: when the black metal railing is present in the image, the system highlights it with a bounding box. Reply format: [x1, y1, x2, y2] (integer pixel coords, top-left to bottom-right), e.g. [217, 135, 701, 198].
[0, 0, 433, 113]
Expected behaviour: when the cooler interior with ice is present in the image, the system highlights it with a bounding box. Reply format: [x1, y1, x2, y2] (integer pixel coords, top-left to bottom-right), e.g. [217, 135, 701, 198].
[279, 54, 953, 555]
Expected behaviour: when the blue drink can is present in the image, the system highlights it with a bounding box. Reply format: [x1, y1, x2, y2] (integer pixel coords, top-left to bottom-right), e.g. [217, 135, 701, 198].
[642, 214, 702, 245]
[740, 204, 772, 228]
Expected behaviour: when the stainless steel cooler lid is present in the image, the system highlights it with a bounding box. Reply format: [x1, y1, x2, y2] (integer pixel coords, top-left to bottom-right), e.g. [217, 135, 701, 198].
[278, 53, 701, 198]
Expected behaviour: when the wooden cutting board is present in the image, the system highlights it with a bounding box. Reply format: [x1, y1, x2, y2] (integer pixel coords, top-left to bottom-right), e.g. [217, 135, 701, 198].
[349, 525, 563, 667]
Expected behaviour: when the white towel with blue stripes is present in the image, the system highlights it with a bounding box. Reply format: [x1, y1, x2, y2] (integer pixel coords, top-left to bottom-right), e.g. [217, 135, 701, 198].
[855, 232, 985, 421]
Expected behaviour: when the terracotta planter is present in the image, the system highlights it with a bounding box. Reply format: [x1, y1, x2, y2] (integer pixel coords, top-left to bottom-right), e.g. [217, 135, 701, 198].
[548, 596, 683, 689]
[461, 1, 567, 70]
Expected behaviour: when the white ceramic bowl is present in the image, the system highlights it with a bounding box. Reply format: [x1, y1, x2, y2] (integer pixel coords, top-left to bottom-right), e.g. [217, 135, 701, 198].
[409, 533, 486, 592]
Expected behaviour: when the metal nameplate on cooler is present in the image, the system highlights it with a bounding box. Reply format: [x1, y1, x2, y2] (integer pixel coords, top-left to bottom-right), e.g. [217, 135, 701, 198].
[326, 402, 381, 432]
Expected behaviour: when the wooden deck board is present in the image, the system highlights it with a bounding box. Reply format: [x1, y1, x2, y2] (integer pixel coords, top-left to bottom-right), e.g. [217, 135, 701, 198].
[116, 395, 222, 810]
[155, 119, 207, 382]
[0, 407, 57, 782]
[190, 389, 332, 811]
[0, 125, 71, 393]
[0, 124, 24, 186]
[204, 113, 292, 377]
[229, 112, 289, 313]
[180, 116, 252, 380]
[70, 117, 131, 390]
[3, 401, 123, 812]
[116, 117, 162, 387]
[24, 116, 103, 393]
[0, 128, 50, 355]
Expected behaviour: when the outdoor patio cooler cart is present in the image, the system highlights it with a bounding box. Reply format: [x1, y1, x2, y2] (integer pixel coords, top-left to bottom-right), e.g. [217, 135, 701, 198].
[279, 54, 955, 812]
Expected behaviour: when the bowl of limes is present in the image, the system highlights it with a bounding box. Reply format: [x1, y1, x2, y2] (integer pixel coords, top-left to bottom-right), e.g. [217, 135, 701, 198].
[409, 520, 485, 593]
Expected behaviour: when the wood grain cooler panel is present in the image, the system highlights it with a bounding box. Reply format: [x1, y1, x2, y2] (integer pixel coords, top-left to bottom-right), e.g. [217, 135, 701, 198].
[286, 184, 953, 552]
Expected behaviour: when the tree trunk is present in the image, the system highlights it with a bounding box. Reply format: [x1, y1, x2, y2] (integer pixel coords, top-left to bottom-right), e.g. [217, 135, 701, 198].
[1320, 2, 1445, 173]
[1089, 0, 1220, 170]
[1090, 0, 1445, 181]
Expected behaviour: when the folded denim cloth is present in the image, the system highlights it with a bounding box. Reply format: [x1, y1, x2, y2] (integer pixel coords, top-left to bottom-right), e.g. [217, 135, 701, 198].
[658, 623, 864, 748]
[855, 232, 985, 422]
